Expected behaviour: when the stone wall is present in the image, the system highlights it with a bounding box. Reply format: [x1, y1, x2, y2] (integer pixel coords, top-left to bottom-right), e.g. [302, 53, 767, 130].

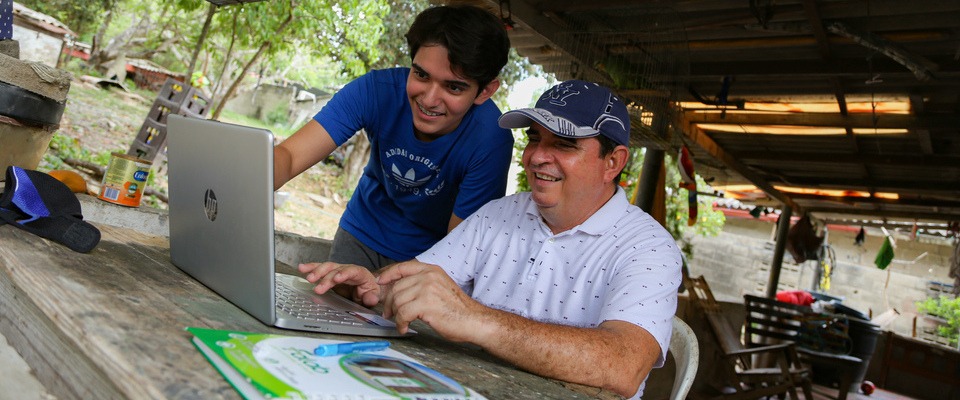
[686, 215, 956, 338]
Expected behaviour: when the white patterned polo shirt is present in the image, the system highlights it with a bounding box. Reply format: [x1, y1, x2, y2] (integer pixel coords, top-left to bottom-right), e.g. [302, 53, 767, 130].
[417, 187, 683, 367]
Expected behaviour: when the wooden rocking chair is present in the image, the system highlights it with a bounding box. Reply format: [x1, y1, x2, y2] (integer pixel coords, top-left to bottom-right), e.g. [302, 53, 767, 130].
[685, 275, 813, 400]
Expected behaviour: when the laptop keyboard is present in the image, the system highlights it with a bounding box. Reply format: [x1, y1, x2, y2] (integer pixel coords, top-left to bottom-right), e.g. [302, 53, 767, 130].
[275, 278, 366, 326]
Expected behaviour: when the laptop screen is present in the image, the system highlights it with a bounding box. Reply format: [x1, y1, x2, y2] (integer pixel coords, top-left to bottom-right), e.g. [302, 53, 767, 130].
[166, 114, 277, 325]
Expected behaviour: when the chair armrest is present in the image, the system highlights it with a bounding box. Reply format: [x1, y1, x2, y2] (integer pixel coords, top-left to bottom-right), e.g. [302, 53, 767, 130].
[796, 347, 861, 364]
[726, 343, 794, 356]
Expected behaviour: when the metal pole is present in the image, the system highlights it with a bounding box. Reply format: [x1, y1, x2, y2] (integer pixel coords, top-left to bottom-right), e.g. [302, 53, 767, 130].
[766, 205, 793, 298]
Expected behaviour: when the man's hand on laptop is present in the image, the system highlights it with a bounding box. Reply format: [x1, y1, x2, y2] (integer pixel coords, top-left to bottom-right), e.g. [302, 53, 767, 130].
[298, 262, 380, 307]
[377, 260, 491, 340]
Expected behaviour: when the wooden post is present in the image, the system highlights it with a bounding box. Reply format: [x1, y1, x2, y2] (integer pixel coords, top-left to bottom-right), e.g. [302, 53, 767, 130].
[766, 205, 792, 298]
[636, 148, 664, 217]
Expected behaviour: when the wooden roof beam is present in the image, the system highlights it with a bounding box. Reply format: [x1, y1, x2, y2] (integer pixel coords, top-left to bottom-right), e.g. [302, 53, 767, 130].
[802, 0, 873, 190]
[788, 192, 960, 209]
[766, 176, 960, 196]
[479, 0, 617, 87]
[736, 152, 960, 168]
[687, 59, 960, 78]
[818, 218, 954, 229]
[680, 117, 800, 211]
[682, 110, 960, 130]
[807, 206, 960, 222]
[683, 30, 949, 51]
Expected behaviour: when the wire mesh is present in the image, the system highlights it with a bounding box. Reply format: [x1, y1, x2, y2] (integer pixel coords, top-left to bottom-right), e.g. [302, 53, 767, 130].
[541, 7, 690, 150]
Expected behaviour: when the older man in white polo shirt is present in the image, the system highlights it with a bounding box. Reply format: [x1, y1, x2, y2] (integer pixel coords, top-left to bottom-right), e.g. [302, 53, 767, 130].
[300, 80, 682, 399]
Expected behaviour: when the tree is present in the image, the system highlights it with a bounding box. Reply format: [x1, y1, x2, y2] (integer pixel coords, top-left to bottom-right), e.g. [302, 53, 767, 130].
[330, 0, 429, 190]
[208, 0, 298, 119]
[208, 0, 389, 119]
[185, 2, 218, 80]
[368, 0, 427, 70]
[76, 1, 208, 75]
[17, 0, 117, 41]
[42, 0, 387, 107]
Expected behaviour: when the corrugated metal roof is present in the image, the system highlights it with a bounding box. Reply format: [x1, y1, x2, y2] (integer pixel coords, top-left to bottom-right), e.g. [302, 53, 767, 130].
[12, 1, 75, 37]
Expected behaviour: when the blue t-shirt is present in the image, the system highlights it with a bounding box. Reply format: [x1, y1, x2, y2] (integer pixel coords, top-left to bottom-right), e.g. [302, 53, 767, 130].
[314, 68, 514, 260]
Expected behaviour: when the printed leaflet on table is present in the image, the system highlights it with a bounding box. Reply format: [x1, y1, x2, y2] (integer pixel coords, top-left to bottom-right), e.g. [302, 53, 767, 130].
[187, 327, 486, 400]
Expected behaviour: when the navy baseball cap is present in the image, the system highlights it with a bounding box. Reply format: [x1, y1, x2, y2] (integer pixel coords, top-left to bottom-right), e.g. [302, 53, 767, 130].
[0, 166, 100, 253]
[498, 80, 631, 146]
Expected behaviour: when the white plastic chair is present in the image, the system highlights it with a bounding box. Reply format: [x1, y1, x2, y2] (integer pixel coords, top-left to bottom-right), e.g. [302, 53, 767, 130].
[669, 316, 700, 400]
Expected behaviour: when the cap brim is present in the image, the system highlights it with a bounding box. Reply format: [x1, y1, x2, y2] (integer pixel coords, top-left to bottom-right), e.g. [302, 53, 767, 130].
[498, 108, 601, 139]
[7, 214, 101, 253]
[498, 108, 543, 129]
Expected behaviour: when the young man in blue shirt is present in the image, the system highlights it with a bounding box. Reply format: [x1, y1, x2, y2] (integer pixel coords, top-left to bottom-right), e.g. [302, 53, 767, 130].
[273, 5, 513, 270]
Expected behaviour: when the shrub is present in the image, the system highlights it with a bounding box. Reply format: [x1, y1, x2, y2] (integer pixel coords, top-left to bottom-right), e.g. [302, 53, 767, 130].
[916, 295, 960, 347]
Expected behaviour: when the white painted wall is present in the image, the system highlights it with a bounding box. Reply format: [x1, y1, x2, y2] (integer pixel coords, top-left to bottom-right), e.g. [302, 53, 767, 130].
[11, 23, 61, 67]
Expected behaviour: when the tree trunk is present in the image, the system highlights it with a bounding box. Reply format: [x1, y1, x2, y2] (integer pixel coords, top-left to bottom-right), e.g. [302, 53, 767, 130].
[90, 9, 113, 59]
[341, 132, 371, 190]
[129, 35, 179, 60]
[211, 43, 270, 120]
[211, 5, 295, 120]
[88, 16, 152, 71]
[211, 10, 240, 101]
[186, 3, 218, 81]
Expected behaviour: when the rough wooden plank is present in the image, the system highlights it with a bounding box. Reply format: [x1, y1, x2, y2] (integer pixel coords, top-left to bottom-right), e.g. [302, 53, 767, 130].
[0, 223, 596, 399]
[0, 225, 234, 399]
[0, 246, 123, 399]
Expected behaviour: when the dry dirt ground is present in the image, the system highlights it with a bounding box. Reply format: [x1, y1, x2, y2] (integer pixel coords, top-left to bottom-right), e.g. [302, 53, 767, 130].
[55, 79, 345, 240]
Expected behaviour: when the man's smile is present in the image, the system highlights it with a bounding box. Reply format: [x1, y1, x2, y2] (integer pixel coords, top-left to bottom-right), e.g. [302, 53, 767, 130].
[534, 172, 560, 182]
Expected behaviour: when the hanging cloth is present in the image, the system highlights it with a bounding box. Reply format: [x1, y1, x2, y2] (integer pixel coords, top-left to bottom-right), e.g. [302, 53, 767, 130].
[786, 214, 824, 263]
[874, 236, 895, 270]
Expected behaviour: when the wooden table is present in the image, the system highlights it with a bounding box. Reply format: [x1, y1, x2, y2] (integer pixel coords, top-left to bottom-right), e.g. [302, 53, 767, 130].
[0, 223, 610, 399]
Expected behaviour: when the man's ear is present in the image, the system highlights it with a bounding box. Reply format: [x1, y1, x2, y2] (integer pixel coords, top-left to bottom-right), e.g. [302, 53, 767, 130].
[473, 78, 501, 105]
[604, 145, 630, 182]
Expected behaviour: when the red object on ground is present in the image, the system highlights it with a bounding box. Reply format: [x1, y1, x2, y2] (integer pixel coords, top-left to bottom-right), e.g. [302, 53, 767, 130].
[861, 380, 876, 395]
[775, 290, 815, 306]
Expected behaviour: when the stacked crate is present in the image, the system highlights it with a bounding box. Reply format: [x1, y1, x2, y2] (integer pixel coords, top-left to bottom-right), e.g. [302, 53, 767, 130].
[127, 78, 211, 162]
[926, 281, 955, 299]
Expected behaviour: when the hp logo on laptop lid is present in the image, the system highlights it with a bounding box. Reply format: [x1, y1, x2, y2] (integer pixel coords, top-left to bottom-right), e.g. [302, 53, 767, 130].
[204, 189, 218, 221]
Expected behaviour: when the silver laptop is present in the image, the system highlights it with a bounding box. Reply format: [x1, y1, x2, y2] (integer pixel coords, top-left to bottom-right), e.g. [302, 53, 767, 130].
[166, 114, 409, 337]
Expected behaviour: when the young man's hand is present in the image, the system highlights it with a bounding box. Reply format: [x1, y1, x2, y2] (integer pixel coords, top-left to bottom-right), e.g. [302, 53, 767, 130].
[298, 262, 381, 307]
